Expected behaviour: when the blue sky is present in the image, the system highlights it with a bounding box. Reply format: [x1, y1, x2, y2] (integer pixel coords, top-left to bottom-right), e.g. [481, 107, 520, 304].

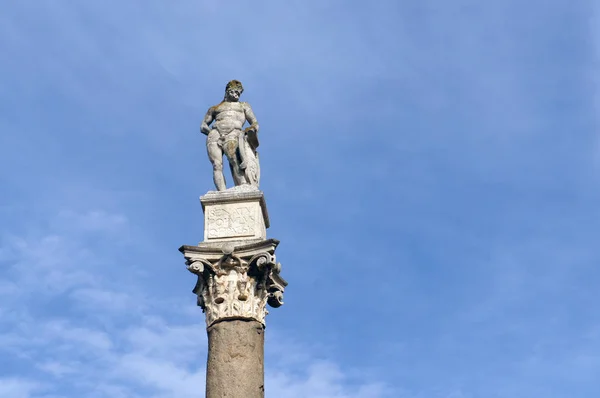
[1, 0, 599, 397]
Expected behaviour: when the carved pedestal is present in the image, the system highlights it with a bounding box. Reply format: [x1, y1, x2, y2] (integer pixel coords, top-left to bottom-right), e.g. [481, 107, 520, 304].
[201, 187, 269, 243]
[179, 188, 286, 398]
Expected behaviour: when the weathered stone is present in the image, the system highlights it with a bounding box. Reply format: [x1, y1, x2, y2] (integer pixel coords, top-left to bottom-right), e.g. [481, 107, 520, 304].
[206, 320, 265, 398]
[200, 186, 269, 242]
[201, 80, 261, 191]
[179, 156, 287, 397]
[180, 238, 286, 327]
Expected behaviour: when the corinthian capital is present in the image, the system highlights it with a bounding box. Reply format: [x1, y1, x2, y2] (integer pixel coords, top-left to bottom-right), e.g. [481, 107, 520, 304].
[180, 239, 286, 328]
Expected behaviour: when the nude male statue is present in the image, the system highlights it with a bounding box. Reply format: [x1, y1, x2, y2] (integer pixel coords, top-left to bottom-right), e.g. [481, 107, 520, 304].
[200, 80, 261, 191]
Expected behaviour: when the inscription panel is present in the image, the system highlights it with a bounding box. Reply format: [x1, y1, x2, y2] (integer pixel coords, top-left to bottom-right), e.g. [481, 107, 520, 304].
[205, 202, 263, 240]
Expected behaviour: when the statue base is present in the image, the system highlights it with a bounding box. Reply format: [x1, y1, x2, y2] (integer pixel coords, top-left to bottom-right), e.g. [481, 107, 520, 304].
[200, 185, 270, 243]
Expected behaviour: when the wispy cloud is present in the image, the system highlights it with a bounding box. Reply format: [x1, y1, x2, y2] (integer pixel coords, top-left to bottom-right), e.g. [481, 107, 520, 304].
[1, 0, 599, 397]
[0, 378, 42, 398]
[0, 205, 392, 397]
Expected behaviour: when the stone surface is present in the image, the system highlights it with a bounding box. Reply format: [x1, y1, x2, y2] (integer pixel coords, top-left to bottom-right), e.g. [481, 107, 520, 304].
[206, 320, 265, 398]
[200, 186, 269, 242]
[179, 159, 286, 397]
[180, 239, 286, 327]
[201, 80, 261, 191]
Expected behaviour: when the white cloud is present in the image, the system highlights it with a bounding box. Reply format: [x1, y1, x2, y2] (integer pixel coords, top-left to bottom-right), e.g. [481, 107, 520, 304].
[267, 360, 390, 398]
[3, 1, 595, 396]
[0, 207, 391, 398]
[36, 361, 78, 378]
[0, 378, 41, 398]
[55, 210, 128, 234]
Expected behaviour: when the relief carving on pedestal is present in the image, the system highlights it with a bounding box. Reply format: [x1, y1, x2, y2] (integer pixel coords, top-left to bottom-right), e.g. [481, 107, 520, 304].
[205, 204, 258, 239]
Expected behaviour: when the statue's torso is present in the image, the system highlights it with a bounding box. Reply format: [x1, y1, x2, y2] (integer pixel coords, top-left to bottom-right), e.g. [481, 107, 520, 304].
[212, 102, 246, 135]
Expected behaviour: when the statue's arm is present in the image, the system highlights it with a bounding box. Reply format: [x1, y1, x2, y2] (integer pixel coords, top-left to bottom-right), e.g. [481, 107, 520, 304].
[200, 107, 215, 136]
[243, 103, 259, 134]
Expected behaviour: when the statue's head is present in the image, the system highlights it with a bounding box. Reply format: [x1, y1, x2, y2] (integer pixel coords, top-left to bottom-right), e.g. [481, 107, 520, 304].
[224, 80, 244, 102]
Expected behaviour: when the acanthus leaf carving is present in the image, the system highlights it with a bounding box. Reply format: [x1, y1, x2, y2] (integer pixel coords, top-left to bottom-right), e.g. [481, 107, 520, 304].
[180, 240, 286, 328]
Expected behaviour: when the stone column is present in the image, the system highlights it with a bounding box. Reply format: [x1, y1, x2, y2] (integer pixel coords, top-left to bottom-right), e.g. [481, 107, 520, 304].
[206, 319, 265, 397]
[179, 187, 286, 398]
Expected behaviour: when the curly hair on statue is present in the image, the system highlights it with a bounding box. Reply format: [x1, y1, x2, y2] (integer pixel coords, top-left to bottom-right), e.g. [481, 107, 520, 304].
[225, 80, 244, 94]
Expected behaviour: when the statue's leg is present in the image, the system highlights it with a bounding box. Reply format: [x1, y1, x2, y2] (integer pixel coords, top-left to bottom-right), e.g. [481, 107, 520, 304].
[223, 138, 246, 186]
[207, 138, 226, 191]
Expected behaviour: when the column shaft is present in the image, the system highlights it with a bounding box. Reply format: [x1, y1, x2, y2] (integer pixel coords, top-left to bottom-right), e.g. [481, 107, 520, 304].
[206, 319, 265, 398]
